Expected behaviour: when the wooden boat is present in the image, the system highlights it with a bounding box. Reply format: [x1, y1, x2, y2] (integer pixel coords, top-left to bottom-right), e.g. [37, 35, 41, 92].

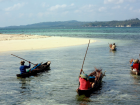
[77, 70, 105, 97]
[130, 69, 140, 75]
[129, 59, 140, 75]
[16, 61, 51, 78]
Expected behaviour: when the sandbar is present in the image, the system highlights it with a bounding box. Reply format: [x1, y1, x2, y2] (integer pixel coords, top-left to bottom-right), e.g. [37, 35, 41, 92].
[0, 34, 96, 52]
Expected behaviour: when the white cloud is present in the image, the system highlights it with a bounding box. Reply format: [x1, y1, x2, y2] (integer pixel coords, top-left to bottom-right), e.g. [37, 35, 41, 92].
[104, 0, 124, 4]
[49, 4, 67, 11]
[98, 7, 106, 12]
[104, 0, 137, 4]
[0, 0, 3, 1]
[129, 7, 133, 10]
[62, 11, 69, 15]
[37, 12, 50, 18]
[73, 4, 97, 14]
[133, 9, 140, 13]
[128, 0, 136, 2]
[29, 13, 33, 18]
[124, 4, 129, 9]
[70, 3, 74, 6]
[38, 12, 44, 17]
[112, 5, 121, 9]
[74, 10, 81, 13]
[5, 3, 25, 11]
[81, 5, 96, 12]
[19, 13, 24, 18]
[41, 3, 46, 8]
[5, 12, 10, 15]
[41, 3, 49, 8]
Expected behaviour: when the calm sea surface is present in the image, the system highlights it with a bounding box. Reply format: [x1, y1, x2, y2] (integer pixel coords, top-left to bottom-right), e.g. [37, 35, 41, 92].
[0, 27, 140, 105]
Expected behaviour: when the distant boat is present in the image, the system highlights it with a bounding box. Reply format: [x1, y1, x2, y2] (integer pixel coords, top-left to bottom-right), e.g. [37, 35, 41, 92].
[109, 44, 117, 51]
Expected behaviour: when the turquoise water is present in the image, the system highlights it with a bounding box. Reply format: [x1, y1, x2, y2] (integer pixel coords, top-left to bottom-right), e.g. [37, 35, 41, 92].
[0, 27, 140, 105]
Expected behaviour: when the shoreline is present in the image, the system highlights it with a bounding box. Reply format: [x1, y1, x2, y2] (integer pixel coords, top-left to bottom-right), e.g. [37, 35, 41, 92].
[0, 34, 97, 52]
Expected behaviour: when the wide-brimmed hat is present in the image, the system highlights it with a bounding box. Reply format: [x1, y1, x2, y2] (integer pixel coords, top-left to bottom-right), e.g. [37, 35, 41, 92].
[80, 74, 89, 80]
[20, 61, 25, 64]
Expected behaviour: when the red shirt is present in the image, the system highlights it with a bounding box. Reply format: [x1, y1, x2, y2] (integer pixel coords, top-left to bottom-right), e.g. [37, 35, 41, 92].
[79, 77, 91, 90]
[133, 63, 139, 70]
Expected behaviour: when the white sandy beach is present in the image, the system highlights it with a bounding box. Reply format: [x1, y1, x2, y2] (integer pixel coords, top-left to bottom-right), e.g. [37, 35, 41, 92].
[0, 34, 96, 52]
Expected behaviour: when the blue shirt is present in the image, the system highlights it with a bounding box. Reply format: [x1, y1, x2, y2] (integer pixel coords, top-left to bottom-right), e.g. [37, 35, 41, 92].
[19, 64, 31, 74]
[130, 62, 134, 67]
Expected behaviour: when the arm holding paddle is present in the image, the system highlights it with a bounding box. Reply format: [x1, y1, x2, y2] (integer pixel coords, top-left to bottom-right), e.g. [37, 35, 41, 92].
[20, 60, 31, 74]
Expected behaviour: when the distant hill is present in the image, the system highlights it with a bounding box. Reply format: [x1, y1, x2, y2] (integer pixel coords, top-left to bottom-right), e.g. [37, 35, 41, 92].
[1, 20, 90, 29]
[85, 18, 140, 27]
[1, 18, 140, 29]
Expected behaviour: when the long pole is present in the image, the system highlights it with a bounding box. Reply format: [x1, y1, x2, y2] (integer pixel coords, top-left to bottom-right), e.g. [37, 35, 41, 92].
[81, 40, 90, 74]
[11, 54, 35, 65]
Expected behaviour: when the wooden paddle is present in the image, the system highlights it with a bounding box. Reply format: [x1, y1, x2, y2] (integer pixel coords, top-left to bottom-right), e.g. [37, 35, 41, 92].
[11, 54, 36, 65]
[81, 40, 90, 74]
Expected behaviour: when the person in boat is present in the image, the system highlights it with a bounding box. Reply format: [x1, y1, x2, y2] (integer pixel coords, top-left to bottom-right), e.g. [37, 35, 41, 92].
[130, 59, 134, 66]
[77, 69, 91, 92]
[131, 59, 139, 75]
[88, 67, 102, 88]
[19, 61, 31, 74]
[110, 43, 116, 50]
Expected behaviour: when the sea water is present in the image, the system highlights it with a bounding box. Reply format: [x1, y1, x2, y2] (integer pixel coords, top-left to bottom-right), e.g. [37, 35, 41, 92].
[0, 27, 140, 105]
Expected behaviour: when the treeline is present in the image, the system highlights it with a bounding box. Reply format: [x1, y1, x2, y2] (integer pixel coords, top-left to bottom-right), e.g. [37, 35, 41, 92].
[2, 20, 89, 29]
[1, 18, 140, 29]
[85, 18, 140, 27]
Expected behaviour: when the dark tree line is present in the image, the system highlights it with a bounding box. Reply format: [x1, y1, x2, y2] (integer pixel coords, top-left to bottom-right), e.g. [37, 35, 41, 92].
[1, 18, 140, 29]
[85, 18, 140, 27]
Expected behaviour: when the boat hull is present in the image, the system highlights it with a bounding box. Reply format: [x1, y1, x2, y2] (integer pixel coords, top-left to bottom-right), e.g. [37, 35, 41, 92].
[130, 70, 140, 75]
[77, 81, 102, 97]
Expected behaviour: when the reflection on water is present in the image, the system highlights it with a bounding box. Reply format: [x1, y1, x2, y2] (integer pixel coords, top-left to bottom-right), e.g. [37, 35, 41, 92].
[109, 49, 117, 56]
[131, 73, 140, 84]
[18, 78, 31, 90]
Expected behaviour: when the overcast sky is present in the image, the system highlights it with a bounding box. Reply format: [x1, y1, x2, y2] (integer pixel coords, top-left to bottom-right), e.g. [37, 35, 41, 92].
[0, 0, 140, 27]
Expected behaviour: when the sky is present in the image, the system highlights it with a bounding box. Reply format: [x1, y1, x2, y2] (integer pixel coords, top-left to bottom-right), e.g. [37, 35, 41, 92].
[0, 0, 140, 27]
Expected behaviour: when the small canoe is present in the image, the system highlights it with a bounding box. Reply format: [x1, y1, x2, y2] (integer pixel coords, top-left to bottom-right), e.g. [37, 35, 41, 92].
[129, 59, 140, 75]
[16, 61, 51, 78]
[77, 71, 105, 97]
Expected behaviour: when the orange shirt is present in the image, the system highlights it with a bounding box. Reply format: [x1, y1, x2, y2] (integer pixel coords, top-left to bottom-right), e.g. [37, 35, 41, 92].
[79, 77, 91, 90]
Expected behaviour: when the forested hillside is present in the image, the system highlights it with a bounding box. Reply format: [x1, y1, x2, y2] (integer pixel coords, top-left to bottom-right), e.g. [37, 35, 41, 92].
[1, 18, 140, 29]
